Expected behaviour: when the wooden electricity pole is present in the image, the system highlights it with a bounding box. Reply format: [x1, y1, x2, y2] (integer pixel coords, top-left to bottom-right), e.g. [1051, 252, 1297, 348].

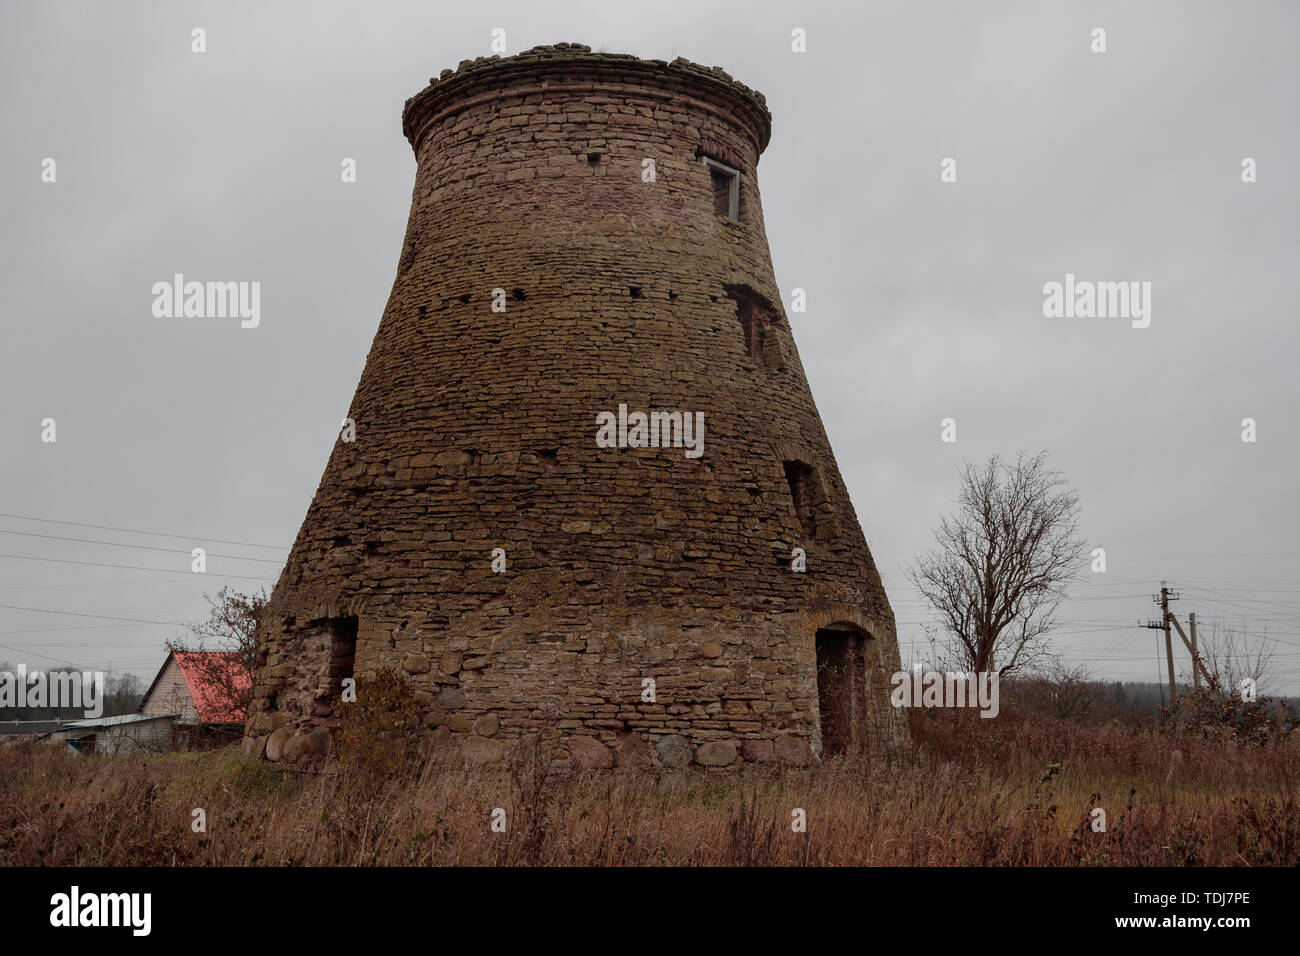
[1189, 613, 1201, 693]
[1143, 582, 1216, 702]
[1143, 583, 1180, 704]
[1169, 609, 1215, 692]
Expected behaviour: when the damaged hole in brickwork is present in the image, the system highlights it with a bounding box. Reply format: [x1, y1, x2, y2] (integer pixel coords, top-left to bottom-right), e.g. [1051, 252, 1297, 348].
[418, 305, 427, 318]
[628, 286, 642, 298]
[668, 290, 677, 300]
[512, 288, 527, 301]
[724, 284, 784, 370]
[783, 460, 819, 541]
[587, 152, 603, 165]
[458, 294, 470, 304]
[332, 535, 352, 549]
[534, 448, 558, 468]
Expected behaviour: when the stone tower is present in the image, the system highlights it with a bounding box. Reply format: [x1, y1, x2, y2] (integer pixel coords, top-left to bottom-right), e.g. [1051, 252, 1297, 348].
[244, 44, 904, 769]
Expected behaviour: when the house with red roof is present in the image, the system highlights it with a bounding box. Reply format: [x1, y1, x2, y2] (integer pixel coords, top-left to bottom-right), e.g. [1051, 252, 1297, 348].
[140, 651, 252, 725]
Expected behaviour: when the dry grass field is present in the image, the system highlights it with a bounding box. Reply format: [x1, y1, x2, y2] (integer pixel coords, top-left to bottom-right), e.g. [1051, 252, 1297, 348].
[1, 703, 1295, 867]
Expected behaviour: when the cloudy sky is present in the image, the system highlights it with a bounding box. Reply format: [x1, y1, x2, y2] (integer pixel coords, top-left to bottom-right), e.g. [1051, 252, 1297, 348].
[2, 0, 1298, 695]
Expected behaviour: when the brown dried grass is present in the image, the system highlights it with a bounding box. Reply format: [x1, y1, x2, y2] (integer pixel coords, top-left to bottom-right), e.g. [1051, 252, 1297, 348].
[1, 708, 1294, 866]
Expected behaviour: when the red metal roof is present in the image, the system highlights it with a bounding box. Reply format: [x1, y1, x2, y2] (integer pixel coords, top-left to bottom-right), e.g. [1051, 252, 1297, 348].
[172, 651, 252, 723]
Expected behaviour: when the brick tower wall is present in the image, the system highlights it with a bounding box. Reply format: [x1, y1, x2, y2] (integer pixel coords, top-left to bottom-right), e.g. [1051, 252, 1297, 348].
[244, 44, 905, 770]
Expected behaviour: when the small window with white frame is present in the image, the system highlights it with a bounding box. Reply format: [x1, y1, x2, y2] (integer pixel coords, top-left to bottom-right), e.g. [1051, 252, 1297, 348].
[701, 155, 740, 220]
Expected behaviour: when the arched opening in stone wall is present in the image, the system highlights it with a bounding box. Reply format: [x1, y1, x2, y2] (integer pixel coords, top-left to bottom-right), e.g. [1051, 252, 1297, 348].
[815, 626, 868, 756]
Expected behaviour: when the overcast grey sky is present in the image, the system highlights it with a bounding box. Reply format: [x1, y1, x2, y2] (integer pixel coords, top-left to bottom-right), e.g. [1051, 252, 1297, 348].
[2, 0, 1298, 695]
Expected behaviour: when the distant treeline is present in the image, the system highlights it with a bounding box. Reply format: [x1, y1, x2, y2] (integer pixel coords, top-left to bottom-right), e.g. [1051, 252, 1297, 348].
[1089, 681, 1297, 715]
[1003, 675, 1298, 726]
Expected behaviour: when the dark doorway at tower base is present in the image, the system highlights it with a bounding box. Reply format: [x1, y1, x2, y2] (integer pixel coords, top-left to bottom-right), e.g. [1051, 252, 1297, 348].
[816, 628, 866, 756]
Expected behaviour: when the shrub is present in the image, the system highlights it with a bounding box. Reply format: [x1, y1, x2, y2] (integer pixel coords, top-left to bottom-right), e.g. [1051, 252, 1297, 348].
[333, 667, 425, 780]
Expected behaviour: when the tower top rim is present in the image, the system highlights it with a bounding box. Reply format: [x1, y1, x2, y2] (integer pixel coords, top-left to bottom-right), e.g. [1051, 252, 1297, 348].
[402, 43, 773, 155]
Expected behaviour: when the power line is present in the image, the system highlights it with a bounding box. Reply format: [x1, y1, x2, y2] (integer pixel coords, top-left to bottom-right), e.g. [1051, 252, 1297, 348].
[1178, 586, 1300, 611]
[0, 512, 287, 551]
[1105, 550, 1300, 563]
[0, 529, 283, 564]
[0, 580, 221, 590]
[0, 623, 141, 636]
[2, 641, 178, 647]
[1178, 585, 1300, 595]
[0, 552, 274, 581]
[0, 603, 185, 626]
[0, 641, 149, 674]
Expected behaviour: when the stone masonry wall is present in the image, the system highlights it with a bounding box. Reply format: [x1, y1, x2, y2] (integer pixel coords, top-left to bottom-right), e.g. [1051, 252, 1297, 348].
[244, 44, 906, 770]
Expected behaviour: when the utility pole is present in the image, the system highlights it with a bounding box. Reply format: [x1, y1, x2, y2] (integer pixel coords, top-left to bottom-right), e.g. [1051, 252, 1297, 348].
[1188, 612, 1201, 693]
[1169, 609, 1214, 692]
[1143, 582, 1180, 706]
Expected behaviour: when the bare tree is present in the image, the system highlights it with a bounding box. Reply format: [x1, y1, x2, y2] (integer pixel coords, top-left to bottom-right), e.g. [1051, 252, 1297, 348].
[1190, 618, 1277, 699]
[166, 586, 264, 720]
[907, 451, 1084, 676]
[102, 672, 143, 717]
[1010, 657, 1106, 722]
